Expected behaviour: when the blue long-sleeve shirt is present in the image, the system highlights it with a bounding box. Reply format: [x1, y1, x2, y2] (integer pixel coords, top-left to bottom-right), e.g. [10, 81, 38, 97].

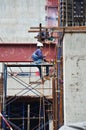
[35, 49, 45, 59]
[32, 49, 45, 61]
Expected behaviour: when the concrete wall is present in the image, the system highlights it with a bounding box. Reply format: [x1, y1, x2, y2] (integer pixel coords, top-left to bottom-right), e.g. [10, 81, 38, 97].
[63, 33, 86, 124]
[0, 0, 46, 43]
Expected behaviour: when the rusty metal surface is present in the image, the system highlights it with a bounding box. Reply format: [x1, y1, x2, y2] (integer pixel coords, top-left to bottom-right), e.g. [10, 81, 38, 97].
[0, 43, 56, 62]
[46, 0, 58, 6]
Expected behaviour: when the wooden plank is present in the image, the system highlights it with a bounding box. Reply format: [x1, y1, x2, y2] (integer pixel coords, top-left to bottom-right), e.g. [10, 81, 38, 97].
[28, 26, 86, 33]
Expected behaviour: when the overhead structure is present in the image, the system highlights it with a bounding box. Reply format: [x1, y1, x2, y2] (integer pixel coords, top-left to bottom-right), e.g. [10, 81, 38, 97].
[60, 0, 86, 26]
[0, 43, 56, 62]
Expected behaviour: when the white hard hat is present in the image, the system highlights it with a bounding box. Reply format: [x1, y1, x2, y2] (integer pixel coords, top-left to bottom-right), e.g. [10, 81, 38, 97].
[37, 41, 43, 47]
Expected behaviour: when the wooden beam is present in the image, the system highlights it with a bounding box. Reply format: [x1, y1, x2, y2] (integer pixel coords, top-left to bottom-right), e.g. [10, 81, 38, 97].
[28, 30, 39, 32]
[28, 26, 86, 33]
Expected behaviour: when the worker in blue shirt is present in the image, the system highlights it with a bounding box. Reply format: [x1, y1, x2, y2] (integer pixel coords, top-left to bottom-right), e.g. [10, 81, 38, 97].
[32, 41, 50, 83]
[32, 41, 46, 64]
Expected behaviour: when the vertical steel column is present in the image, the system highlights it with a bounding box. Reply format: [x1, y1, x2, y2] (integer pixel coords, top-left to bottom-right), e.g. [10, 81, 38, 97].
[52, 43, 58, 130]
[22, 103, 25, 130]
[57, 43, 61, 129]
[66, 0, 68, 26]
[55, 76, 58, 130]
[58, 32, 64, 128]
[38, 97, 46, 130]
[3, 64, 7, 129]
[43, 97, 45, 130]
[52, 77, 55, 130]
[72, 0, 74, 26]
[59, 55, 64, 126]
[39, 23, 42, 42]
[0, 73, 3, 129]
[58, 0, 60, 27]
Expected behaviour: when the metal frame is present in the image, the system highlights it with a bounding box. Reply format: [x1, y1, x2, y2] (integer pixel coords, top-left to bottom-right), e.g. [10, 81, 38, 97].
[2, 63, 53, 130]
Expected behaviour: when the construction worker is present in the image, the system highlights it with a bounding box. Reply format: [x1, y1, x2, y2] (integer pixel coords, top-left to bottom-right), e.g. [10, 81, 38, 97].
[32, 41, 46, 64]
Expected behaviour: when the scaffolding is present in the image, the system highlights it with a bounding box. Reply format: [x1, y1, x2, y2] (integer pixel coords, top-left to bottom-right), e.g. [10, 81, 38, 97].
[1, 63, 53, 130]
[0, 36, 64, 130]
[0, 0, 65, 129]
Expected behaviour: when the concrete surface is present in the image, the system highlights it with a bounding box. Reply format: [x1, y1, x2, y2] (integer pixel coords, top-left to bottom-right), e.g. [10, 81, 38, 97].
[0, 0, 46, 43]
[59, 122, 86, 130]
[63, 33, 86, 124]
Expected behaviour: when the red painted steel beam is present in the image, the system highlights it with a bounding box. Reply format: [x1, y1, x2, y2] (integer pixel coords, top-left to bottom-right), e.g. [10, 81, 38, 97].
[0, 43, 56, 62]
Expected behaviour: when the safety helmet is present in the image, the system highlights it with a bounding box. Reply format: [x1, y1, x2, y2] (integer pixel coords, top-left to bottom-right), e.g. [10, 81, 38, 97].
[37, 41, 43, 47]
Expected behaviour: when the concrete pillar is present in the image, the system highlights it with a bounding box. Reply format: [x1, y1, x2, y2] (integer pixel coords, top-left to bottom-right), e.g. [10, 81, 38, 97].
[63, 33, 86, 124]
